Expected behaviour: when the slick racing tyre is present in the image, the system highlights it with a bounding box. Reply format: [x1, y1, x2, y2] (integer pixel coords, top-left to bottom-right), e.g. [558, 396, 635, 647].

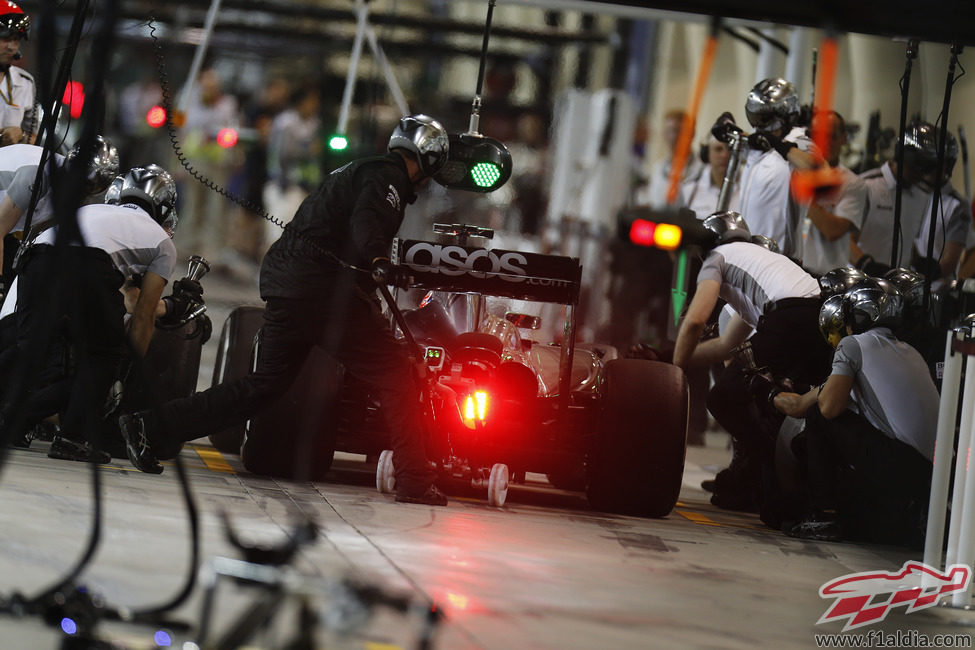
[586, 359, 689, 518]
[209, 306, 264, 454]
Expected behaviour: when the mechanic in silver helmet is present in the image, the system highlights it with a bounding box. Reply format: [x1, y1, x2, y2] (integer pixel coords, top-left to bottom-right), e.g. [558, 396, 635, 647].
[710, 78, 819, 260]
[673, 210, 832, 513]
[0, 136, 119, 278]
[911, 130, 974, 281]
[853, 120, 947, 276]
[116, 114, 452, 506]
[773, 280, 938, 545]
[0, 164, 179, 463]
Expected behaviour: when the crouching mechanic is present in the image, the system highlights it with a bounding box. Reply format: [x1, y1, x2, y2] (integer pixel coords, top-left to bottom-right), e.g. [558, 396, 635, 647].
[773, 281, 937, 545]
[118, 114, 451, 506]
[2, 164, 178, 461]
[673, 211, 832, 513]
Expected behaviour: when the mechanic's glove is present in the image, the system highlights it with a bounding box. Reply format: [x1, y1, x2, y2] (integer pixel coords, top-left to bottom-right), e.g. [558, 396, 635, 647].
[747, 131, 797, 160]
[173, 278, 204, 300]
[746, 370, 780, 407]
[0, 275, 5, 304]
[159, 294, 192, 327]
[371, 259, 411, 289]
[854, 254, 891, 277]
[710, 111, 741, 144]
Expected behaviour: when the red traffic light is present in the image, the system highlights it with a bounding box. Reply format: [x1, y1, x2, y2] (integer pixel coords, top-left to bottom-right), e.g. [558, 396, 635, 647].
[62, 81, 85, 119]
[216, 127, 238, 148]
[146, 105, 167, 128]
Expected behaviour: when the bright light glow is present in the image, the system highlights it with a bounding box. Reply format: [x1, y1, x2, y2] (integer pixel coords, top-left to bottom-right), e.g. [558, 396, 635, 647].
[146, 105, 167, 128]
[154, 630, 173, 647]
[470, 162, 501, 188]
[182, 643, 201, 650]
[629, 218, 656, 247]
[60, 617, 77, 635]
[653, 223, 683, 250]
[329, 134, 349, 151]
[62, 81, 85, 119]
[446, 592, 469, 611]
[462, 391, 490, 428]
[216, 127, 238, 148]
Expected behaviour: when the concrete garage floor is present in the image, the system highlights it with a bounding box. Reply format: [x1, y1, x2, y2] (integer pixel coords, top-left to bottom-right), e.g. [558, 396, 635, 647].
[1, 272, 973, 649]
[1, 437, 973, 649]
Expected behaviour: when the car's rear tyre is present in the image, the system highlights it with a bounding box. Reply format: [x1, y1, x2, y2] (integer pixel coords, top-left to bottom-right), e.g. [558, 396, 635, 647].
[377, 449, 396, 494]
[488, 463, 509, 507]
[586, 359, 688, 518]
[208, 306, 264, 454]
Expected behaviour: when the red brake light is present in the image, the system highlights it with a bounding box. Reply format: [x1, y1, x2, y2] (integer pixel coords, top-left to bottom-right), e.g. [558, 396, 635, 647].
[146, 105, 167, 128]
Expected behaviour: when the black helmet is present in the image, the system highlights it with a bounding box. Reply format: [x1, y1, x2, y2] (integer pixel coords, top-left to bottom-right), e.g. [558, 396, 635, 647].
[105, 164, 178, 233]
[65, 135, 120, 196]
[702, 211, 751, 245]
[818, 267, 867, 298]
[843, 278, 903, 334]
[0, 1, 29, 41]
[745, 78, 800, 132]
[750, 234, 779, 253]
[388, 114, 449, 178]
[898, 121, 940, 175]
[819, 294, 847, 348]
[883, 267, 925, 312]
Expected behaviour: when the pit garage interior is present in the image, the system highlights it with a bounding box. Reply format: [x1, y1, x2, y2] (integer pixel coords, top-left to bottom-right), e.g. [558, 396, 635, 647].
[2, 0, 975, 649]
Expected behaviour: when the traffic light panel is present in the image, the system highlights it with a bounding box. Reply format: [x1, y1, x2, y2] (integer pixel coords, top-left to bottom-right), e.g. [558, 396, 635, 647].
[434, 132, 512, 192]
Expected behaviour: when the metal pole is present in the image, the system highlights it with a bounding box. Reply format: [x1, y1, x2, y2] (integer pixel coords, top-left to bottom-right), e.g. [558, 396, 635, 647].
[716, 131, 744, 212]
[364, 24, 411, 117]
[336, 0, 370, 137]
[176, 0, 224, 112]
[890, 40, 919, 269]
[923, 329, 964, 571]
[945, 330, 975, 571]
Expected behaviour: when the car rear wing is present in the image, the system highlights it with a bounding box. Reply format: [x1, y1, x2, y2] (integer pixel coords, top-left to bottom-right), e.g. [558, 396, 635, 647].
[392, 238, 582, 306]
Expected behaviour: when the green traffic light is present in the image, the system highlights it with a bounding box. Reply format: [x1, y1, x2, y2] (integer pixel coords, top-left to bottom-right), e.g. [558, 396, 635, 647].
[470, 162, 501, 189]
[329, 134, 349, 151]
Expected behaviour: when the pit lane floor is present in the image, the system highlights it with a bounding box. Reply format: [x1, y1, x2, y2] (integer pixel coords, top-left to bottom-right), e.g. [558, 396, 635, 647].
[2, 435, 973, 650]
[1, 272, 973, 649]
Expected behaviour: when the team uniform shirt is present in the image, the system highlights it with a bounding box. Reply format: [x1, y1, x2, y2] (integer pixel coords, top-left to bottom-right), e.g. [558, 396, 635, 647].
[680, 164, 740, 218]
[1, 144, 65, 232]
[914, 181, 975, 273]
[737, 126, 815, 260]
[856, 161, 931, 267]
[831, 327, 939, 460]
[0, 202, 177, 319]
[640, 155, 703, 207]
[260, 153, 417, 299]
[0, 66, 36, 135]
[803, 165, 868, 275]
[696, 240, 821, 328]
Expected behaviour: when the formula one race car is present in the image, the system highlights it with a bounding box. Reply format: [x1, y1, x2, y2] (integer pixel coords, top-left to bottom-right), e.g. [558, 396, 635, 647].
[214, 225, 689, 518]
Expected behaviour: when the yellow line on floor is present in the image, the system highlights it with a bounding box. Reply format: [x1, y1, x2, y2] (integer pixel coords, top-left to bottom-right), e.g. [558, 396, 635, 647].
[675, 509, 724, 527]
[191, 445, 235, 474]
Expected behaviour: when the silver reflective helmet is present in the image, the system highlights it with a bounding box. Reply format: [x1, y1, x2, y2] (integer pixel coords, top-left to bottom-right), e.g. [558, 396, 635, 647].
[883, 267, 925, 312]
[818, 267, 867, 298]
[745, 78, 800, 132]
[819, 294, 847, 348]
[105, 164, 178, 233]
[388, 114, 449, 178]
[844, 278, 903, 334]
[65, 135, 120, 196]
[750, 234, 779, 253]
[702, 210, 751, 245]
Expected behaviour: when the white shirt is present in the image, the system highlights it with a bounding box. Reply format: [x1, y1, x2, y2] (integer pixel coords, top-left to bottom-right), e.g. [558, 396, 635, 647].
[832, 327, 939, 460]
[35, 202, 177, 281]
[681, 164, 740, 219]
[914, 181, 974, 273]
[2, 145, 65, 231]
[697, 240, 821, 328]
[803, 165, 868, 275]
[0, 66, 36, 134]
[857, 162, 931, 268]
